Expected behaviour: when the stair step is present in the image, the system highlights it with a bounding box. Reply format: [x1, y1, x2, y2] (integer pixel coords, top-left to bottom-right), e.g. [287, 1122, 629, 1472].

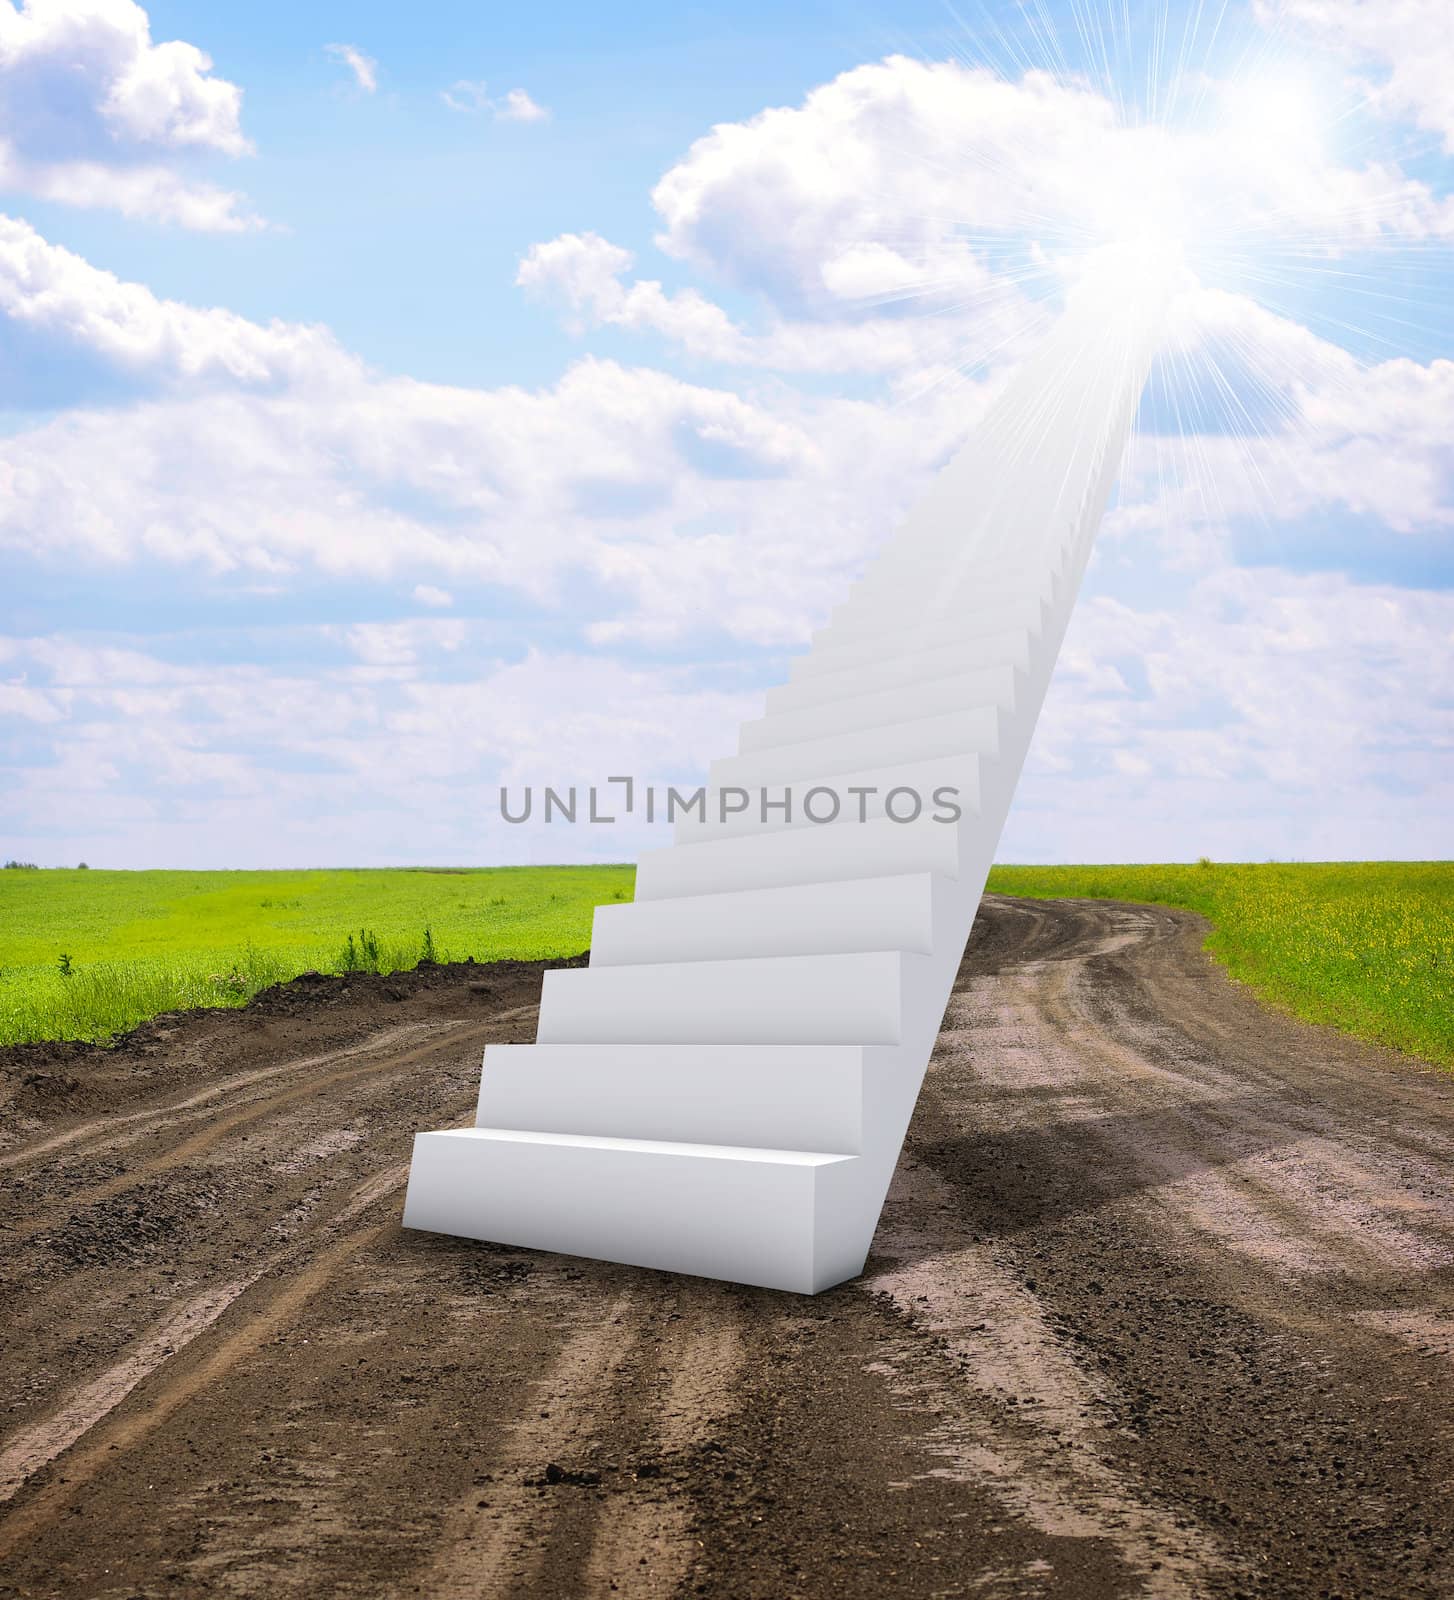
[740, 663, 1019, 752]
[591, 871, 941, 966]
[634, 811, 961, 900]
[537, 950, 924, 1045]
[783, 626, 1032, 696]
[673, 752, 981, 844]
[404, 1127, 862, 1292]
[709, 705, 1002, 789]
[841, 549, 1069, 616]
[633, 812, 953, 902]
[825, 584, 1043, 639]
[476, 1042, 867, 1152]
[808, 596, 1047, 667]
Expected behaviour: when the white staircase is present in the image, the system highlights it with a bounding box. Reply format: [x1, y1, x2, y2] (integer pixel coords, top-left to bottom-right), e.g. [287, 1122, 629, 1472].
[404, 265, 1165, 1292]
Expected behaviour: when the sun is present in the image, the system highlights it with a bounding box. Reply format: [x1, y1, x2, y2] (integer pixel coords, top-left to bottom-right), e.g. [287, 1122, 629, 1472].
[1219, 69, 1329, 165]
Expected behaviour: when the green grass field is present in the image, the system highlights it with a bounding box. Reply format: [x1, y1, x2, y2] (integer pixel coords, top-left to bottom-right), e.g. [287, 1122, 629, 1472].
[1, 861, 1449, 1064]
[0, 865, 632, 1047]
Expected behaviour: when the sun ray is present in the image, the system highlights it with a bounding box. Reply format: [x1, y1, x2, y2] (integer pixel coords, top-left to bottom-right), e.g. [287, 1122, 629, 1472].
[812, 0, 1450, 564]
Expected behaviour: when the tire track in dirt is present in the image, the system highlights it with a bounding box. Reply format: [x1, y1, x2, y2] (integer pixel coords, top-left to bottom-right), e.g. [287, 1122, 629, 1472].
[417, 1289, 644, 1598]
[0, 1021, 447, 1175]
[1, 1019, 505, 1246]
[578, 1291, 746, 1598]
[0, 1215, 389, 1561]
[900, 895, 1454, 1598]
[0, 1151, 421, 1520]
[0, 982, 536, 1542]
[1024, 915, 1454, 1278]
[865, 1154, 1226, 1596]
[0, 1274, 265, 1506]
[412, 1283, 746, 1600]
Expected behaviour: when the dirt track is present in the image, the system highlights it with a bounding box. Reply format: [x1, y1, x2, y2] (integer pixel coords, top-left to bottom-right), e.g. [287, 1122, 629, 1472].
[4, 897, 1454, 1599]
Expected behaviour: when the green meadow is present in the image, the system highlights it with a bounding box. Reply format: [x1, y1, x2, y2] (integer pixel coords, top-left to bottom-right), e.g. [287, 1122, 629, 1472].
[0, 865, 631, 1047]
[0, 861, 1449, 1065]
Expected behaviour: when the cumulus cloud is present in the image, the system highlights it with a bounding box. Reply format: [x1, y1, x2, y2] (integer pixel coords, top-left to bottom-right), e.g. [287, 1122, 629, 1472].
[0, 346, 898, 626]
[0, 151, 253, 228]
[0, 214, 352, 391]
[516, 229, 1032, 375]
[519, 54, 1454, 382]
[1, 220, 927, 631]
[0, 0, 256, 228]
[6, 563, 1450, 868]
[650, 55, 1454, 319]
[1109, 292, 1454, 549]
[325, 42, 377, 95]
[4, 204, 1452, 661]
[514, 229, 1454, 550]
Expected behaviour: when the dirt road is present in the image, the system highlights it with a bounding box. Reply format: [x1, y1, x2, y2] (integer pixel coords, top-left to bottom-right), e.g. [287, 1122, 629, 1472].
[4, 898, 1454, 1599]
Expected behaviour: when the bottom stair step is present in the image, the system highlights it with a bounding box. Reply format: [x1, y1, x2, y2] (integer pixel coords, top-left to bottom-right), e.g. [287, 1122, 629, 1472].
[403, 1126, 866, 1294]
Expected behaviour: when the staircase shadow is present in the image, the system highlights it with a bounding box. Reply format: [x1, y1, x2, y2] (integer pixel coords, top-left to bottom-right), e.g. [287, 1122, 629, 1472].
[888, 1090, 1312, 1252]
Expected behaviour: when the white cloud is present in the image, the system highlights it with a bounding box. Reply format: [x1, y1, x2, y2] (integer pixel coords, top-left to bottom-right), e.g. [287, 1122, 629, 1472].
[0, 632, 758, 866]
[0, 222, 928, 629]
[0, 150, 255, 228]
[441, 79, 549, 122]
[518, 54, 1454, 381]
[441, 79, 490, 114]
[1265, 0, 1454, 152]
[3, 38, 1452, 867]
[0, 213, 351, 385]
[325, 42, 377, 95]
[4, 206, 1453, 666]
[495, 87, 548, 124]
[516, 229, 1032, 375]
[0, 0, 248, 153]
[1114, 292, 1454, 544]
[1005, 566, 1454, 861]
[0, 0, 255, 228]
[5, 561, 1451, 869]
[0, 346, 902, 627]
[650, 55, 1454, 321]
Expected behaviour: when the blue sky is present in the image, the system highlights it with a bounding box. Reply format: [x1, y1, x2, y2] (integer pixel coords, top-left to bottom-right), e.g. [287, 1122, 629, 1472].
[2, 0, 1452, 867]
